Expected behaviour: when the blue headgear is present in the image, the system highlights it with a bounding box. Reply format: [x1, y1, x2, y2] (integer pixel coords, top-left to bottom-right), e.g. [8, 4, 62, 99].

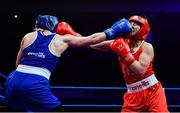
[35, 15, 59, 32]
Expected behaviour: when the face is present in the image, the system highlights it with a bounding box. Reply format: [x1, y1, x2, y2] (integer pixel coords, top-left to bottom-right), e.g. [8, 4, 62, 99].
[128, 21, 141, 37]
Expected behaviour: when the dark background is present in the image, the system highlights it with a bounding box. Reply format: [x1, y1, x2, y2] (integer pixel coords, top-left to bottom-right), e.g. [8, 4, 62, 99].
[0, 0, 180, 88]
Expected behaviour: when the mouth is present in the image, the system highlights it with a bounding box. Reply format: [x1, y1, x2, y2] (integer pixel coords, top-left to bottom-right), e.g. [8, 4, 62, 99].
[132, 27, 135, 31]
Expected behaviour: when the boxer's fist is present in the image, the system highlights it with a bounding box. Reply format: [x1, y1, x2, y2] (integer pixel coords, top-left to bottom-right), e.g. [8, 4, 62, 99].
[104, 18, 132, 40]
[110, 38, 135, 65]
[56, 22, 81, 36]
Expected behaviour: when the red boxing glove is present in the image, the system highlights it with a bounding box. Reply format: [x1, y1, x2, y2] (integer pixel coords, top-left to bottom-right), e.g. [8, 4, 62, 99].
[110, 38, 135, 66]
[56, 22, 81, 36]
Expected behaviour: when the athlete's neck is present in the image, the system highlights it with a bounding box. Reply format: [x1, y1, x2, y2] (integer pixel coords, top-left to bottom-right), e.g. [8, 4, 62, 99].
[130, 39, 144, 53]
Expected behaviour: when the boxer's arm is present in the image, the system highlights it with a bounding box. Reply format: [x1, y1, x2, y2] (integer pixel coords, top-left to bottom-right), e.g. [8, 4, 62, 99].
[88, 40, 114, 52]
[128, 43, 154, 76]
[110, 38, 135, 66]
[15, 32, 36, 67]
[62, 32, 107, 47]
[16, 38, 24, 67]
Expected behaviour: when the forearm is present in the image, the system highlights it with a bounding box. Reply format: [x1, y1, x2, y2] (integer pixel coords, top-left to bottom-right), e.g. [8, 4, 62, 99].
[88, 40, 113, 52]
[69, 32, 107, 47]
[89, 32, 107, 44]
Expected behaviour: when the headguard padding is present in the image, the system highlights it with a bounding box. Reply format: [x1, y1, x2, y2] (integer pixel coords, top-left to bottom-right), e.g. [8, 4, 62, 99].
[129, 15, 150, 40]
[35, 15, 59, 32]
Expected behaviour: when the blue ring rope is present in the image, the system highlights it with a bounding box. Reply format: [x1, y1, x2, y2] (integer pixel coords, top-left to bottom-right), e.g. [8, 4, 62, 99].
[62, 104, 180, 108]
[62, 104, 122, 107]
[0, 73, 180, 91]
[51, 86, 126, 90]
[50, 86, 180, 91]
[0, 73, 7, 79]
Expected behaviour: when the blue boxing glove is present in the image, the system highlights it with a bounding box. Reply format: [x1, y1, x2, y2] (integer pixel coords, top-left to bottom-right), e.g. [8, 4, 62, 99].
[104, 18, 133, 40]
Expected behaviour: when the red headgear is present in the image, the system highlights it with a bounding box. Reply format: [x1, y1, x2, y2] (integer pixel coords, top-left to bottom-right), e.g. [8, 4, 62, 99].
[129, 15, 150, 40]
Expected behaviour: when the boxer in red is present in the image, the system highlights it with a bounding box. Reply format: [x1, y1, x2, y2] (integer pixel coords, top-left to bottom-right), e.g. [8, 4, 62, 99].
[90, 15, 169, 112]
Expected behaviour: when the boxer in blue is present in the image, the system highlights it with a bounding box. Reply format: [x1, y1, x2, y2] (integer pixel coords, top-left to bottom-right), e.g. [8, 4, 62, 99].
[5, 14, 132, 112]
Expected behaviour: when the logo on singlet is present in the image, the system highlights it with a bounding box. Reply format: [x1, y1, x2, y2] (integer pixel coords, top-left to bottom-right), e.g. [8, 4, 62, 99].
[130, 81, 150, 91]
[27, 52, 46, 58]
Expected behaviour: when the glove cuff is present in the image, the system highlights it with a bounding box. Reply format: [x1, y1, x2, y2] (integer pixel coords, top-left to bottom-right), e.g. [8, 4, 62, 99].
[104, 28, 115, 40]
[122, 53, 135, 66]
